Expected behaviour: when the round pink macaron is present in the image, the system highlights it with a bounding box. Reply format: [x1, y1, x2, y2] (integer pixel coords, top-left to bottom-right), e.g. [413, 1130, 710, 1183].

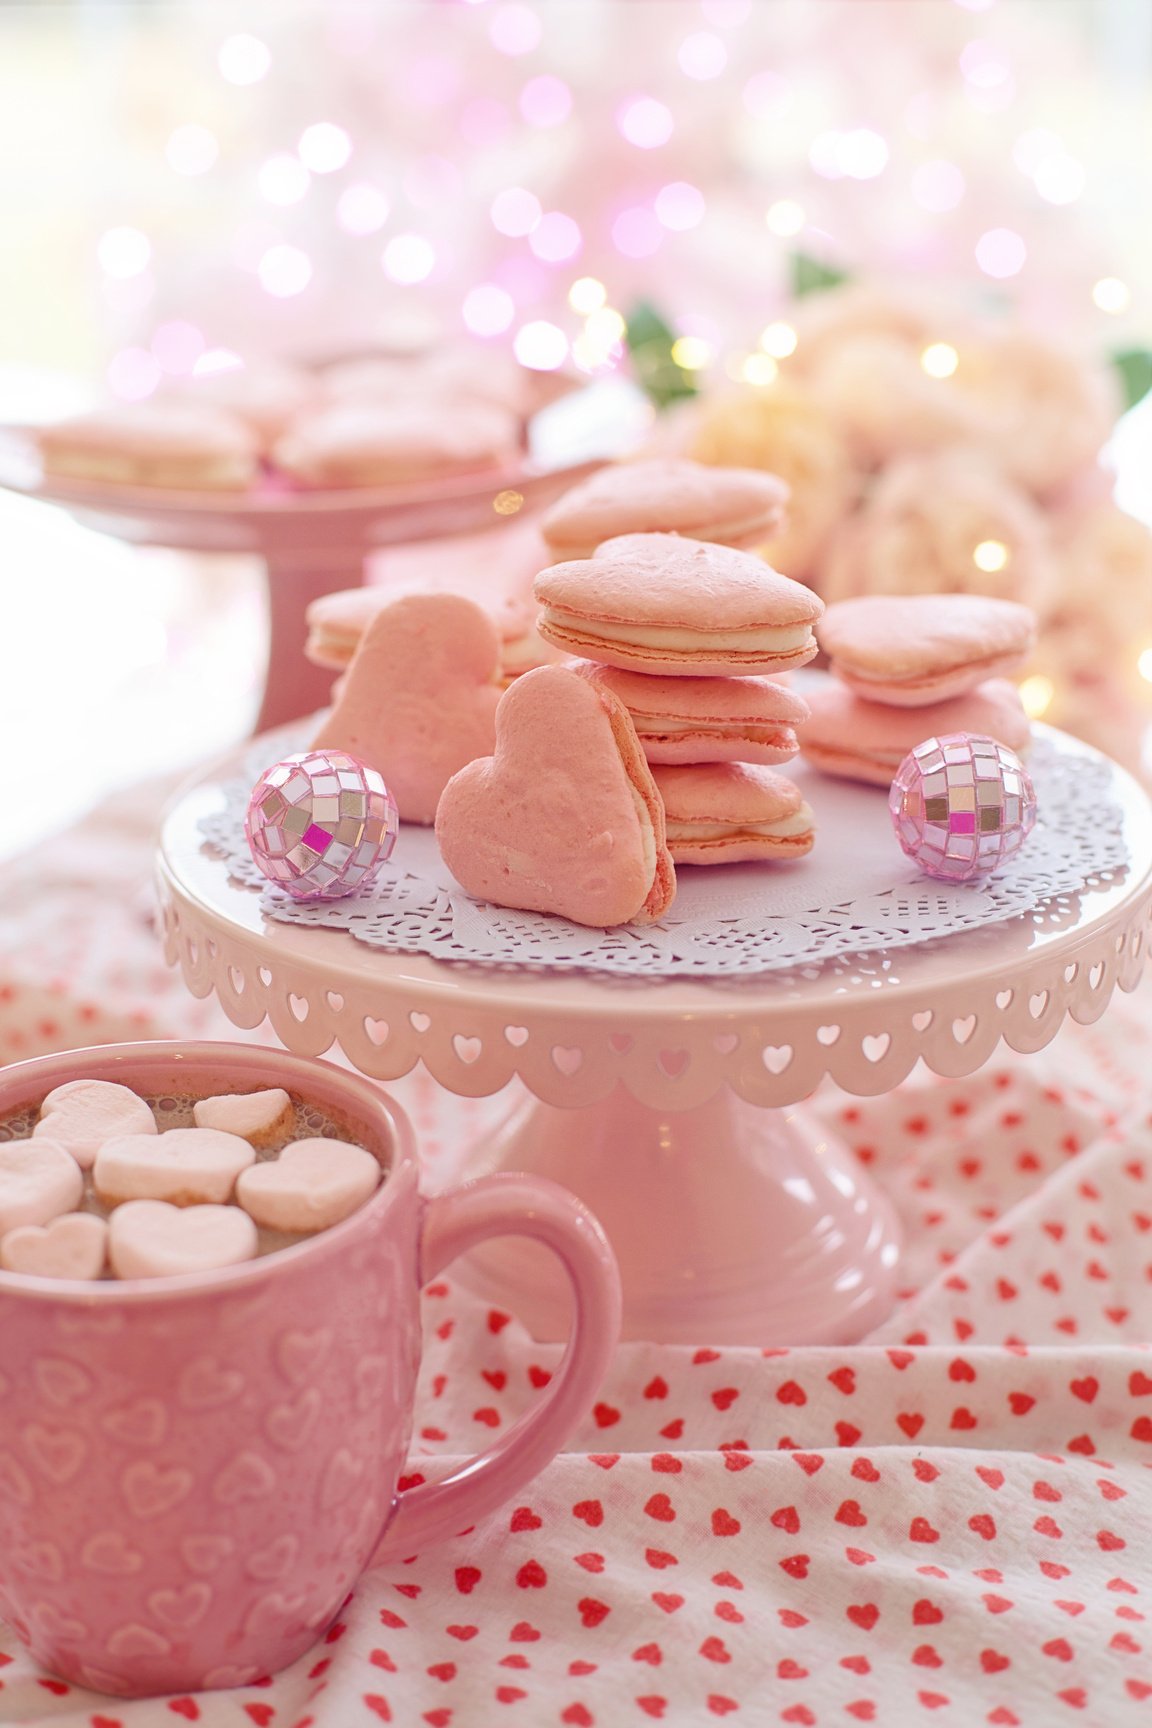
[38, 403, 258, 491]
[273, 400, 519, 487]
[801, 675, 1031, 786]
[534, 533, 823, 677]
[576, 663, 809, 765]
[651, 762, 816, 865]
[540, 458, 789, 561]
[819, 593, 1036, 707]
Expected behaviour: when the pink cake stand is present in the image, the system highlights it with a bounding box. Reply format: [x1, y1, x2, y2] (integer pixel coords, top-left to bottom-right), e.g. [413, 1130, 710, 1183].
[155, 729, 1152, 1347]
[0, 424, 601, 735]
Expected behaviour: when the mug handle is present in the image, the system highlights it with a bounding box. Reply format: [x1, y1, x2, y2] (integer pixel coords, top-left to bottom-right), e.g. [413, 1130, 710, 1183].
[369, 1172, 621, 1565]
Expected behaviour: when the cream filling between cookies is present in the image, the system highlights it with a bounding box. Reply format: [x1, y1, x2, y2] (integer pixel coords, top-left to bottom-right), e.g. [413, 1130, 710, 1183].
[43, 450, 254, 489]
[664, 804, 816, 841]
[628, 784, 658, 885]
[633, 717, 791, 743]
[547, 614, 815, 652]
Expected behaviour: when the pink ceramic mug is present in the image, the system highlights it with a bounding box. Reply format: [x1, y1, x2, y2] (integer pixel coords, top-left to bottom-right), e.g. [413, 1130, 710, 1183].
[0, 1041, 621, 1697]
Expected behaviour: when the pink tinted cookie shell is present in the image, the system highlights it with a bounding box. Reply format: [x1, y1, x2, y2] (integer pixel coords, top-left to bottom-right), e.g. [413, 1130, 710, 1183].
[313, 592, 502, 825]
[540, 458, 789, 559]
[436, 663, 675, 927]
[802, 676, 1031, 786]
[819, 594, 1036, 707]
[576, 663, 809, 765]
[38, 403, 258, 490]
[273, 400, 519, 487]
[534, 533, 823, 677]
[651, 762, 816, 865]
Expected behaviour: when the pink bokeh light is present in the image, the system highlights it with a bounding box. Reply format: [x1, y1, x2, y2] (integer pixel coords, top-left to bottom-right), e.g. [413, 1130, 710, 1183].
[678, 32, 727, 80]
[150, 321, 206, 375]
[612, 206, 663, 259]
[463, 283, 515, 336]
[491, 187, 542, 237]
[975, 227, 1027, 278]
[529, 212, 582, 263]
[107, 347, 161, 400]
[655, 181, 706, 231]
[617, 96, 674, 149]
[489, 4, 542, 57]
[519, 74, 572, 128]
[912, 159, 966, 212]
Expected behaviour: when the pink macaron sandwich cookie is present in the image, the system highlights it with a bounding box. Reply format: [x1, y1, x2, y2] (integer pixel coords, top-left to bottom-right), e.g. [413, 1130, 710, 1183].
[174, 359, 321, 449]
[576, 663, 809, 765]
[534, 533, 824, 677]
[801, 676, 1031, 786]
[272, 400, 519, 487]
[539, 458, 790, 561]
[819, 594, 1036, 708]
[436, 663, 676, 928]
[651, 763, 816, 865]
[38, 403, 259, 491]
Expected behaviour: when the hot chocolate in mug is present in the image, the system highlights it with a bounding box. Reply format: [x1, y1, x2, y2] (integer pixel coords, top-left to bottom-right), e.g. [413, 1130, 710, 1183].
[0, 1041, 621, 1696]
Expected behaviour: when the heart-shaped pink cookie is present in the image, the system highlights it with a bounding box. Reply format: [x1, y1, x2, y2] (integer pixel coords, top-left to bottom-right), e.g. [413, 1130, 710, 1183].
[236, 1139, 381, 1234]
[192, 1089, 293, 1147]
[312, 591, 502, 824]
[94, 1128, 255, 1208]
[0, 1212, 108, 1280]
[109, 1200, 258, 1280]
[0, 1142, 85, 1235]
[33, 1080, 157, 1170]
[435, 663, 677, 928]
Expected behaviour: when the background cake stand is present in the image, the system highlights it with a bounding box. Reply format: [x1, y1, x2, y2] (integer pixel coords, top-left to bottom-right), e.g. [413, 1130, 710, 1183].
[155, 728, 1152, 1347]
[0, 378, 643, 733]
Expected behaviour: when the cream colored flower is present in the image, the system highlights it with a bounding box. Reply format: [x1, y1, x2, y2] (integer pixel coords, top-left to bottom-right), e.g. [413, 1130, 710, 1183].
[820, 448, 1056, 614]
[687, 380, 857, 581]
[938, 330, 1119, 499]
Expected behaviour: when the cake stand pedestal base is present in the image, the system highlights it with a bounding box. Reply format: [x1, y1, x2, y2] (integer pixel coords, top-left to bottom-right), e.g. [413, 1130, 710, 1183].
[257, 550, 364, 734]
[456, 1086, 903, 1346]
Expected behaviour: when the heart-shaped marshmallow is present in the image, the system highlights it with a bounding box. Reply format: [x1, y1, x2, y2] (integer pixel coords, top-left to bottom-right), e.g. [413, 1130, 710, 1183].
[192, 1088, 293, 1147]
[0, 1142, 85, 1235]
[94, 1128, 255, 1208]
[0, 1212, 108, 1280]
[33, 1079, 157, 1171]
[435, 663, 677, 928]
[236, 1138, 381, 1234]
[312, 592, 502, 824]
[109, 1200, 258, 1280]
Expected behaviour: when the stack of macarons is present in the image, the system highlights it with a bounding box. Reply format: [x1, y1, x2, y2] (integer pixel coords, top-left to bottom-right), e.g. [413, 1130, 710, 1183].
[803, 594, 1036, 785]
[532, 531, 824, 867]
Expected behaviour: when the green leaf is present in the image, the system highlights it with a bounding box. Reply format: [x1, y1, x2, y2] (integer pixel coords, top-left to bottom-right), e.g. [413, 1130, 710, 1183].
[1112, 348, 1152, 412]
[625, 300, 699, 409]
[790, 252, 849, 299]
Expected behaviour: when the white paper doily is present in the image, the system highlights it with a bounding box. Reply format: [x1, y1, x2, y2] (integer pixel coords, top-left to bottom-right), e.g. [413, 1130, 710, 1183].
[197, 722, 1130, 979]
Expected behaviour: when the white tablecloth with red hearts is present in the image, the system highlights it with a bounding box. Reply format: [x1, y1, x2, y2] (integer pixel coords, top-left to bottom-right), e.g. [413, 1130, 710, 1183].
[3, 779, 1152, 1727]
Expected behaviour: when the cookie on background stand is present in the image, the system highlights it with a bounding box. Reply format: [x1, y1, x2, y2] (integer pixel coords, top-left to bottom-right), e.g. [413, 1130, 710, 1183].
[539, 457, 789, 560]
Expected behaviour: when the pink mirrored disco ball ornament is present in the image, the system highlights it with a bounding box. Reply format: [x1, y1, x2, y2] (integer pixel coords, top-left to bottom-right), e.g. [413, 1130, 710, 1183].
[889, 732, 1037, 883]
[245, 749, 399, 900]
